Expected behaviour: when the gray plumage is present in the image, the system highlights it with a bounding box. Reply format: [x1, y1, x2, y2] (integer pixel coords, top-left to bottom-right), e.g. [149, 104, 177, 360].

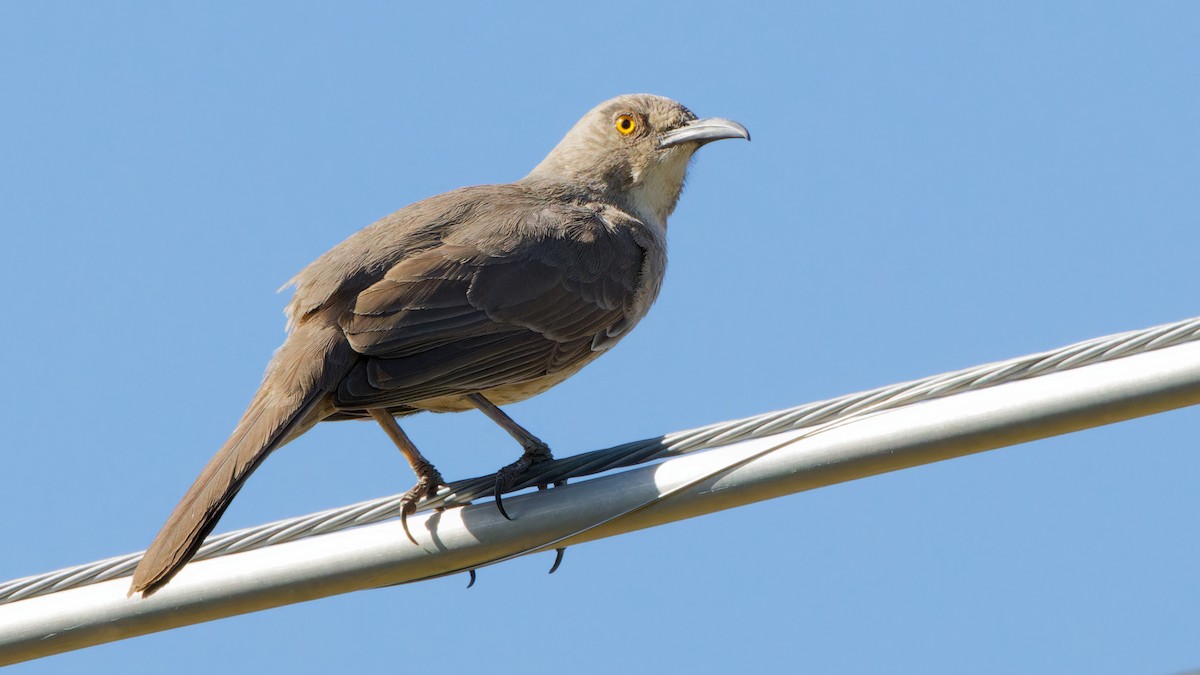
[130, 94, 748, 595]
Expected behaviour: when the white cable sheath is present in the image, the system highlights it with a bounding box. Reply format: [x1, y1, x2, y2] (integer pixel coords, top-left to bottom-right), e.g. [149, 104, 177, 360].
[2, 338, 1198, 665]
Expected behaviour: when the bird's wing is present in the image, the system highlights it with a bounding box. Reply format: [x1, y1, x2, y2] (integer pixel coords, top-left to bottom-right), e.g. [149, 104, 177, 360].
[334, 206, 646, 407]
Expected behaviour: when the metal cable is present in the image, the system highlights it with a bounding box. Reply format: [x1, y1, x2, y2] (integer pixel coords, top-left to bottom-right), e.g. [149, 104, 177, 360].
[4, 315, 1199, 605]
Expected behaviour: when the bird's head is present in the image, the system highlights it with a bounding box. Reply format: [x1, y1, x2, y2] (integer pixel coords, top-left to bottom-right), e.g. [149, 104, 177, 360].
[525, 94, 749, 227]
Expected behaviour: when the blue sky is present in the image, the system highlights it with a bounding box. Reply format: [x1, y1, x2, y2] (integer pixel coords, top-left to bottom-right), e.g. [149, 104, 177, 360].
[2, 2, 1199, 673]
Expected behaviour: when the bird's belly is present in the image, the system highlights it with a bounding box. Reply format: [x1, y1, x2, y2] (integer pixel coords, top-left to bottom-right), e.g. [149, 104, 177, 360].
[408, 351, 602, 413]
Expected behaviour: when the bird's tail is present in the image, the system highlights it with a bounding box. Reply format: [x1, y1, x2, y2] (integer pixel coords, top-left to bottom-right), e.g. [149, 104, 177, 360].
[130, 332, 341, 596]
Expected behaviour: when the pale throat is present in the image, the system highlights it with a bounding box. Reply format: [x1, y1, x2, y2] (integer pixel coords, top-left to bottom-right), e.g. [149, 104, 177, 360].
[627, 149, 693, 229]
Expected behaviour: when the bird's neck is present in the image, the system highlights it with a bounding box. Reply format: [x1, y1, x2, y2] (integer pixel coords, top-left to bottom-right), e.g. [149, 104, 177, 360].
[522, 155, 690, 231]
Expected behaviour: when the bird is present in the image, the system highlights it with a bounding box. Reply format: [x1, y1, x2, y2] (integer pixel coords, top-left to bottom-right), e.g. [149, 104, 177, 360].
[129, 93, 749, 596]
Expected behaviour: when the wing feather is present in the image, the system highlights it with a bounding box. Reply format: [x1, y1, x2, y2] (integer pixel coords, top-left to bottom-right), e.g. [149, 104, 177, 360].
[332, 205, 646, 410]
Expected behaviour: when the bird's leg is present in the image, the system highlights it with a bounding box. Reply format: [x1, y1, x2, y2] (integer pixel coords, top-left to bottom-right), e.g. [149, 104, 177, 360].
[369, 409, 445, 545]
[466, 393, 559, 517]
[467, 393, 567, 573]
[468, 393, 552, 457]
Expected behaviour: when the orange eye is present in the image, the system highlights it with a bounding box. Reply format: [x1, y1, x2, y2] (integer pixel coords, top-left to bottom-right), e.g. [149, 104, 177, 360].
[615, 114, 637, 135]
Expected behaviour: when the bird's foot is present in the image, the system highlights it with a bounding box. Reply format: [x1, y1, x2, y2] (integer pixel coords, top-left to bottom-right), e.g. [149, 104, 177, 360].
[494, 444, 568, 573]
[493, 442, 554, 521]
[399, 462, 446, 545]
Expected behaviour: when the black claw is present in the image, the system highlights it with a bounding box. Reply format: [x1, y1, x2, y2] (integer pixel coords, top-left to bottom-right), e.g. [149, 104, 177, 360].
[493, 449, 555, 521]
[549, 547, 565, 574]
[400, 506, 418, 546]
[398, 473, 443, 545]
[494, 487, 513, 521]
[466, 569, 477, 589]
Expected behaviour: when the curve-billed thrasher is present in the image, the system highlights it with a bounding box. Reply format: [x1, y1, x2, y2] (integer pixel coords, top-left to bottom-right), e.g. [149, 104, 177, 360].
[130, 94, 749, 595]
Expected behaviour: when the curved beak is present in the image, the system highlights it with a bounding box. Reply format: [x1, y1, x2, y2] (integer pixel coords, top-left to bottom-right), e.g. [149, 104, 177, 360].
[659, 117, 751, 149]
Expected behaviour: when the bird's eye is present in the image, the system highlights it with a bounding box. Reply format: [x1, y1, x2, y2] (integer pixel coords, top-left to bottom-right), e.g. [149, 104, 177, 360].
[615, 114, 637, 136]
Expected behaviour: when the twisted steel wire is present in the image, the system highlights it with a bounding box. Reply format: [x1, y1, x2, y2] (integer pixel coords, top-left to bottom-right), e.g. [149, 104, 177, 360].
[3, 315, 1198, 605]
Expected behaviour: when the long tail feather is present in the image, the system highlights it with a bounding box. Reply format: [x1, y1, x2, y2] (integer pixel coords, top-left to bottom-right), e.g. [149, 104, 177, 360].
[130, 323, 347, 596]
